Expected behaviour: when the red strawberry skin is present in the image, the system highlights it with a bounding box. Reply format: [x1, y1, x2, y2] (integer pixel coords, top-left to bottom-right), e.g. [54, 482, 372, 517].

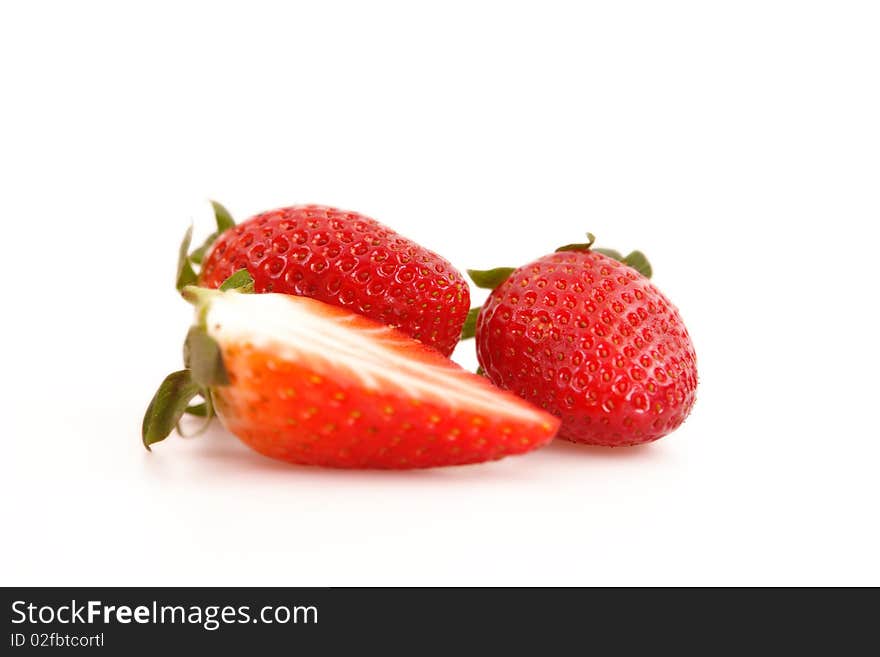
[206, 292, 559, 469]
[475, 251, 697, 446]
[198, 205, 470, 356]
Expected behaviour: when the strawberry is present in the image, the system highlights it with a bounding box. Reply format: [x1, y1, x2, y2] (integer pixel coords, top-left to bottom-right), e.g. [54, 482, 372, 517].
[465, 235, 697, 446]
[177, 202, 470, 356]
[143, 273, 559, 469]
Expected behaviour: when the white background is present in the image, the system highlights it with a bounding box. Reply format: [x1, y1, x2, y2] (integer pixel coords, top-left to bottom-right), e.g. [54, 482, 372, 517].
[1, 1, 878, 586]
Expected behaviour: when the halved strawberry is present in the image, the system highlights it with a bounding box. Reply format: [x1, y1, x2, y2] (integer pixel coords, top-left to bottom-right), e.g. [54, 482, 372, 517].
[143, 274, 559, 469]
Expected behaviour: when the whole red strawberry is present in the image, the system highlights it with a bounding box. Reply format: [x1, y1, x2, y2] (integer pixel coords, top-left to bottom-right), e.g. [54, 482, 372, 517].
[143, 276, 559, 469]
[469, 236, 697, 446]
[177, 202, 470, 356]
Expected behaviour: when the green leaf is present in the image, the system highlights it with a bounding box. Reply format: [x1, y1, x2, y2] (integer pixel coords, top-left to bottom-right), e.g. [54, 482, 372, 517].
[142, 370, 202, 450]
[184, 325, 230, 387]
[476, 365, 485, 376]
[460, 307, 481, 340]
[219, 269, 255, 292]
[555, 233, 596, 253]
[182, 203, 235, 269]
[189, 233, 218, 265]
[593, 247, 623, 260]
[184, 402, 208, 417]
[467, 267, 516, 290]
[622, 250, 652, 279]
[211, 200, 235, 232]
[177, 391, 215, 436]
[176, 225, 198, 291]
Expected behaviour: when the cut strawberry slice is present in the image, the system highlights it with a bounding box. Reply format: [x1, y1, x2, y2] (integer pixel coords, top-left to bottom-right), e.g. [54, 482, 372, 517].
[143, 281, 560, 469]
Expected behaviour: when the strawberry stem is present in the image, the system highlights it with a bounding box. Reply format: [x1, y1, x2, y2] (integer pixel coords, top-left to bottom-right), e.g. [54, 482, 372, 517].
[181, 285, 220, 306]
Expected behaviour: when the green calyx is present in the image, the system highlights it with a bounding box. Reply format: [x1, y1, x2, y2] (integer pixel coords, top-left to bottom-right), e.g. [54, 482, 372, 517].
[459, 233, 652, 341]
[218, 268, 255, 292]
[142, 270, 254, 450]
[555, 233, 652, 278]
[175, 200, 237, 292]
[183, 325, 230, 387]
[554, 232, 597, 253]
[460, 307, 481, 340]
[142, 370, 203, 450]
[466, 267, 517, 290]
[615, 250, 651, 278]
